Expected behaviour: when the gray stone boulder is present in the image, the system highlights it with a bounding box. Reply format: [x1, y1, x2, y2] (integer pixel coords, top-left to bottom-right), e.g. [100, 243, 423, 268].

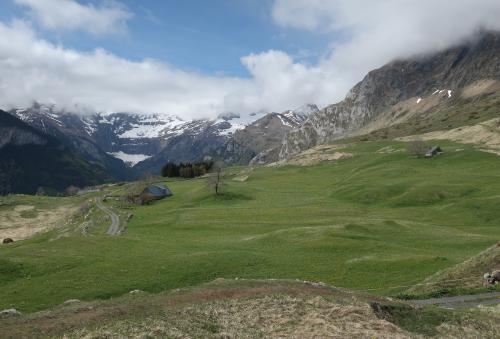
[0, 308, 21, 317]
[63, 299, 81, 305]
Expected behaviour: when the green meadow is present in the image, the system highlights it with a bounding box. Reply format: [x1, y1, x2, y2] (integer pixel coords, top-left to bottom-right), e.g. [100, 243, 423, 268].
[1, 140, 500, 312]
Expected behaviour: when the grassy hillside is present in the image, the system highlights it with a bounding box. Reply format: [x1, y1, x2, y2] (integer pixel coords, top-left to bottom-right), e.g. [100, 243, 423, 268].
[1, 140, 500, 312]
[353, 91, 500, 142]
[406, 244, 500, 296]
[2, 279, 499, 338]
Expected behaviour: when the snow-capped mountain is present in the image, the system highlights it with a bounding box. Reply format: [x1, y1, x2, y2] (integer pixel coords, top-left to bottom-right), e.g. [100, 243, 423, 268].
[291, 103, 320, 117]
[10, 103, 134, 180]
[9, 103, 317, 173]
[132, 107, 315, 173]
[218, 107, 319, 165]
[0, 110, 114, 195]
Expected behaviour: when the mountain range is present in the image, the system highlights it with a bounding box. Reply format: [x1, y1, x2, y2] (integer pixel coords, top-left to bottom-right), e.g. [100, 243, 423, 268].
[280, 32, 500, 159]
[2, 31, 500, 194]
[1, 102, 317, 193]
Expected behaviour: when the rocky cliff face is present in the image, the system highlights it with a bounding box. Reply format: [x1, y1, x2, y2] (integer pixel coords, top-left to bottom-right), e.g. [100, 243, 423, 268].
[229, 107, 318, 165]
[0, 126, 47, 149]
[0, 111, 113, 195]
[0, 111, 48, 149]
[11, 104, 134, 180]
[280, 32, 500, 159]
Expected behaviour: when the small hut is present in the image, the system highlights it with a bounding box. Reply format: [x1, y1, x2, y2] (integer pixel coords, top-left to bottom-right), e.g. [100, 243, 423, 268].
[426, 146, 443, 157]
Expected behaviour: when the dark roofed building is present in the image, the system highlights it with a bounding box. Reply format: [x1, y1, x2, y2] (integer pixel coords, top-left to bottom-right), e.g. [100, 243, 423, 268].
[426, 146, 443, 157]
[142, 184, 172, 199]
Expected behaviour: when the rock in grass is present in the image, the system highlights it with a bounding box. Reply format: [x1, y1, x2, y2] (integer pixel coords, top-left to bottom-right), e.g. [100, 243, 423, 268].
[129, 290, 143, 294]
[0, 308, 21, 317]
[63, 299, 81, 305]
[2, 238, 14, 244]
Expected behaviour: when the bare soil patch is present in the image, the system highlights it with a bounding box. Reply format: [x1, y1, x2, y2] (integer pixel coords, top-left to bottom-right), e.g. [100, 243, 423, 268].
[233, 167, 254, 182]
[461, 79, 500, 99]
[0, 204, 77, 241]
[271, 144, 353, 166]
[398, 118, 500, 155]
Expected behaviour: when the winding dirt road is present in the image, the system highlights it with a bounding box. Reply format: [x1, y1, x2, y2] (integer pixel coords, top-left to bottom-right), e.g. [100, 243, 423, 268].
[95, 197, 121, 235]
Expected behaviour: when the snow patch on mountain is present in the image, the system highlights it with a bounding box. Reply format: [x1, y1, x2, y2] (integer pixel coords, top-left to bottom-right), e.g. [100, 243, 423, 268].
[82, 117, 97, 135]
[276, 114, 292, 127]
[217, 111, 267, 128]
[432, 89, 453, 98]
[108, 151, 152, 166]
[104, 114, 184, 139]
[293, 103, 320, 116]
[15, 104, 62, 125]
[217, 120, 246, 136]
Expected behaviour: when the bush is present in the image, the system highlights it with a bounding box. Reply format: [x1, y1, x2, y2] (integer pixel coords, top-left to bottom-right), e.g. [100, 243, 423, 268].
[139, 193, 156, 205]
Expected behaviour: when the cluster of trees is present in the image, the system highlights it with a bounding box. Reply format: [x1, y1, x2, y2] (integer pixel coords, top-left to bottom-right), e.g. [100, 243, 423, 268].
[161, 161, 214, 178]
[161, 160, 225, 195]
[0, 160, 23, 196]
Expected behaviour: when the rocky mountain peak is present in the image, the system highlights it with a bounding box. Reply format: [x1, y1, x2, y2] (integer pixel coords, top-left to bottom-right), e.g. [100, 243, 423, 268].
[280, 31, 500, 160]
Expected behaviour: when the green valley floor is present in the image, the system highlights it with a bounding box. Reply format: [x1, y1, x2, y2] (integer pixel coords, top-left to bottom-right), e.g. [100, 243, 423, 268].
[1, 140, 500, 313]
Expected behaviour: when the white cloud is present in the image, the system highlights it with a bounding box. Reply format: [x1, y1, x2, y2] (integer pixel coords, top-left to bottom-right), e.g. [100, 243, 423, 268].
[0, 20, 250, 118]
[271, 0, 500, 102]
[0, 20, 338, 118]
[14, 0, 132, 35]
[1, 1, 500, 119]
[232, 50, 338, 111]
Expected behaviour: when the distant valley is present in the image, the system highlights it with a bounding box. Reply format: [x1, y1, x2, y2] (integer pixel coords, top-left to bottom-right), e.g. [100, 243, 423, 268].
[2, 103, 317, 194]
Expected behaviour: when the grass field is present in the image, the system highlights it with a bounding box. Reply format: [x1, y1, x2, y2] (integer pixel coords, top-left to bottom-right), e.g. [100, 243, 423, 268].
[1, 140, 500, 312]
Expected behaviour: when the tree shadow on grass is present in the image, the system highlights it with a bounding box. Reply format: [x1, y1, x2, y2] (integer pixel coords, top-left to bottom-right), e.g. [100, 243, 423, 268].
[195, 192, 253, 205]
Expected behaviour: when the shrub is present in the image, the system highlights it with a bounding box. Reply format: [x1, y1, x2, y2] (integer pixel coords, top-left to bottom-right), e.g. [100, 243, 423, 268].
[139, 193, 156, 205]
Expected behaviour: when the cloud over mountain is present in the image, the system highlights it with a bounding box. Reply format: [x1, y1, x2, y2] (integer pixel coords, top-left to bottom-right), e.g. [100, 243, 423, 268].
[1, 0, 500, 119]
[272, 0, 500, 102]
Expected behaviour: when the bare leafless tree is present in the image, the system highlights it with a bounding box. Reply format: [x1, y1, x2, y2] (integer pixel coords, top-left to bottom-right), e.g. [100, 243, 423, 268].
[141, 172, 156, 186]
[122, 177, 153, 206]
[207, 161, 225, 195]
[407, 140, 428, 158]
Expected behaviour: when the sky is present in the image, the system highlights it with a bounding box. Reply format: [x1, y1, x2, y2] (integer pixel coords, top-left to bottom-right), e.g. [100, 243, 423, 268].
[0, 0, 500, 119]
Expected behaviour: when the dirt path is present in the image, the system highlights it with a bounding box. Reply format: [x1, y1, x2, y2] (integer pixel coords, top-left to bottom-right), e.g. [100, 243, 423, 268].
[411, 292, 500, 309]
[94, 197, 121, 236]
